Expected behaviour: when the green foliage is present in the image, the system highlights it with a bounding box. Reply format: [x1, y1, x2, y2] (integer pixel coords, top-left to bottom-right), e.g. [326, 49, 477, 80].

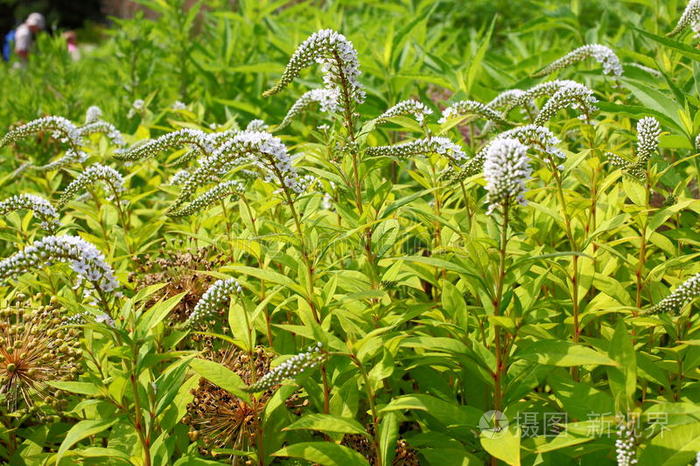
[1, 1, 700, 465]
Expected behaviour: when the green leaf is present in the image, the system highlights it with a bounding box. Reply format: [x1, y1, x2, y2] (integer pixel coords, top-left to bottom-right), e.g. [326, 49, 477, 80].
[379, 413, 399, 466]
[47, 381, 101, 396]
[284, 414, 368, 435]
[381, 394, 482, 427]
[516, 341, 618, 367]
[272, 442, 370, 466]
[480, 425, 521, 466]
[638, 422, 700, 466]
[137, 292, 186, 333]
[189, 358, 250, 402]
[607, 320, 637, 411]
[57, 418, 118, 460]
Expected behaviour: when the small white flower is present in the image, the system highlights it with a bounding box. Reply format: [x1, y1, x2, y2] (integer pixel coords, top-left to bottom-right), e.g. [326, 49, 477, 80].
[669, 0, 700, 37]
[187, 278, 243, 327]
[0, 194, 61, 232]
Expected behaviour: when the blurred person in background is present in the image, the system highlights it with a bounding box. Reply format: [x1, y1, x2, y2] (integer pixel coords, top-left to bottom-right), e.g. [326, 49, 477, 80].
[63, 30, 80, 60]
[2, 12, 46, 63]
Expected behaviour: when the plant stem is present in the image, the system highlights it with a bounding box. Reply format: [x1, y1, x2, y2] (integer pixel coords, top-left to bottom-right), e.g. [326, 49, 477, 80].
[492, 202, 510, 414]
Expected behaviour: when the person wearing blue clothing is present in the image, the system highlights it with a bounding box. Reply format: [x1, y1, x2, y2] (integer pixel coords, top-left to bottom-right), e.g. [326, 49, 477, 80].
[2, 13, 45, 63]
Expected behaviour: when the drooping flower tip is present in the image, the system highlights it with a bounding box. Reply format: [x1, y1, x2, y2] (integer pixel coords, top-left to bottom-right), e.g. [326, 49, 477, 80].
[116, 128, 213, 161]
[0, 235, 118, 294]
[534, 44, 623, 77]
[187, 278, 243, 327]
[483, 137, 532, 213]
[85, 106, 103, 124]
[366, 137, 465, 162]
[650, 272, 700, 315]
[245, 342, 325, 392]
[375, 99, 433, 125]
[278, 89, 339, 129]
[58, 163, 126, 208]
[534, 81, 598, 125]
[0, 194, 61, 232]
[668, 0, 700, 37]
[168, 180, 245, 218]
[439, 100, 509, 125]
[263, 29, 364, 110]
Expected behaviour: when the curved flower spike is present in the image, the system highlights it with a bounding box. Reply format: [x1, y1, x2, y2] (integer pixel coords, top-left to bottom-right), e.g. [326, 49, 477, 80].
[32, 149, 87, 173]
[366, 137, 466, 163]
[168, 180, 245, 218]
[1, 116, 82, 148]
[374, 99, 433, 125]
[57, 163, 126, 209]
[439, 100, 510, 125]
[533, 44, 623, 77]
[263, 29, 365, 111]
[278, 89, 338, 129]
[649, 272, 700, 315]
[245, 343, 326, 393]
[0, 194, 61, 232]
[186, 278, 243, 327]
[534, 82, 598, 125]
[0, 235, 118, 293]
[447, 125, 563, 182]
[173, 131, 287, 209]
[77, 121, 125, 147]
[115, 128, 213, 161]
[668, 0, 700, 37]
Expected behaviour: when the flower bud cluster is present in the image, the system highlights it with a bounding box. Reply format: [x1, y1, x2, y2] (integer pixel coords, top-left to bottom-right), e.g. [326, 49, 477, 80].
[615, 420, 638, 466]
[483, 138, 532, 214]
[439, 100, 509, 125]
[0, 235, 118, 293]
[278, 89, 338, 129]
[115, 128, 213, 161]
[246, 119, 269, 132]
[669, 0, 700, 36]
[608, 117, 661, 180]
[534, 82, 598, 125]
[77, 121, 126, 148]
[448, 125, 562, 182]
[366, 137, 466, 162]
[187, 278, 243, 327]
[263, 29, 365, 113]
[1, 116, 82, 148]
[245, 342, 326, 392]
[84, 106, 103, 124]
[534, 44, 623, 77]
[58, 163, 126, 208]
[635, 117, 662, 163]
[169, 169, 192, 186]
[0, 194, 61, 232]
[650, 272, 700, 315]
[375, 99, 433, 125]
[168, 180, 245, 218]
[33, 149, 87, 173]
